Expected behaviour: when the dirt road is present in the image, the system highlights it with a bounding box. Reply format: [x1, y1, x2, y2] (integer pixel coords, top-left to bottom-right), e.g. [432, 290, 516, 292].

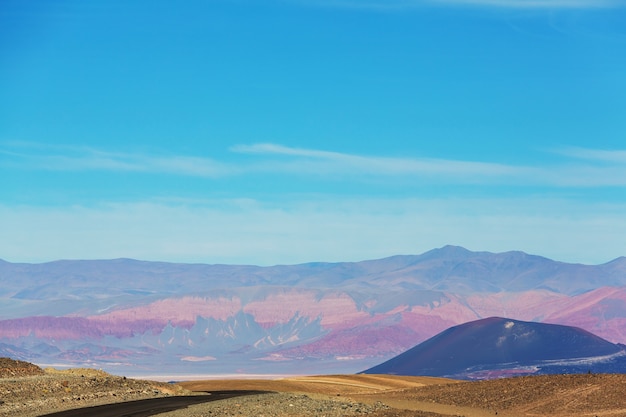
[37, 391, 267, 417]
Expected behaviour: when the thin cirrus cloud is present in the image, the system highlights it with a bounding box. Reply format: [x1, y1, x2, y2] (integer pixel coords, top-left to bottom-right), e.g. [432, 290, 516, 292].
[0, 142, 235, 177]
[3, 141, 626, 187]
[553, 147, 626, 164]
[231, 143, 525, 180]
[291, 0, 626, 9]
[2, 196, 625, 265]
[232, 143, 626, 187]
[3, 141, 523, 182]
[436, 0, 625, 8]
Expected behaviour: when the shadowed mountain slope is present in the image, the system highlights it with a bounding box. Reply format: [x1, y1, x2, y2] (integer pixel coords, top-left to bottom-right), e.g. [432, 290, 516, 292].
[363, 317, 626, 379]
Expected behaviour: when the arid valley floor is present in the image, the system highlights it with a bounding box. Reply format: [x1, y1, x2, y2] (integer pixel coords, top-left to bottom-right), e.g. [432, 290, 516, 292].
[2, 358, 626, 417]
[177, 373, 626, 417]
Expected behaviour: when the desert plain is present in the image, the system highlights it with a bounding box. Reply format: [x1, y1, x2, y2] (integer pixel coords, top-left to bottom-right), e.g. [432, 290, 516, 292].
[176, 373, 626, 417]
[2, 357, 626, 417]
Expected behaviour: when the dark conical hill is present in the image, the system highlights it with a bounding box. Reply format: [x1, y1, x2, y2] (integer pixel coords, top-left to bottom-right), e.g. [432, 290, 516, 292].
[363, 317, 626, 379]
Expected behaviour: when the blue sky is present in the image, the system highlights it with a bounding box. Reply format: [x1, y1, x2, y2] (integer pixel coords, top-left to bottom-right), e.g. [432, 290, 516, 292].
[1, 0, 626, 265]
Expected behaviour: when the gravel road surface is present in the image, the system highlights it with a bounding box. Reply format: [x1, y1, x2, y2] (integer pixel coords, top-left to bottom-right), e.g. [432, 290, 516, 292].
[37, 391, 266, 417]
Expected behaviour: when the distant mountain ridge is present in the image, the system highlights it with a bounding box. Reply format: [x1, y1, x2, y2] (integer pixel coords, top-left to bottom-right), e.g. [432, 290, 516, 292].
[1, 246, 626, 376]
[363, 317, 626, 379]
[3, 246, 626, 299]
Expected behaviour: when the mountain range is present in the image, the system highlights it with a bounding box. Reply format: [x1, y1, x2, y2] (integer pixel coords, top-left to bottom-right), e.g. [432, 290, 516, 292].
[1, 245, 625, 376]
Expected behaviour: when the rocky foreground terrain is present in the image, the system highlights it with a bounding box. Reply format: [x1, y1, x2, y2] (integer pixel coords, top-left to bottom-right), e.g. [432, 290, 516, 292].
[0, 358, 418, 417]
[2, 358, 626, 417]
[0, 358, 186, 417]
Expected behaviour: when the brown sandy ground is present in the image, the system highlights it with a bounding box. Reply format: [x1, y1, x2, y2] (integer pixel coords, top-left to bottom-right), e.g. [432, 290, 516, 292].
[385, 373, 626, 417]
[179, 373, 626, 417]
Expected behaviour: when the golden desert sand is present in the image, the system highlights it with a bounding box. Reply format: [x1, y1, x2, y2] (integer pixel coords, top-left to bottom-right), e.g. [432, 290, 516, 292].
[180, 373, 626, 417]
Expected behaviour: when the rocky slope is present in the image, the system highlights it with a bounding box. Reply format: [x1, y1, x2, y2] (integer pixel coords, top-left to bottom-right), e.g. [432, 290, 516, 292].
[0, 358, 185, 417]
[0, 357, 44, 378]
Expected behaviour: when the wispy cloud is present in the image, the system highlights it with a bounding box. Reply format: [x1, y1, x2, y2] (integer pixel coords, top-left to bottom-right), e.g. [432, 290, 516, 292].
[553, 147, 626, 164]
[2, 197, 625, 265]
[4, 141, 626, 187]
[232, 143, 524, 179]
[436, 0, 624, 8]
[0, 142, 235, 177]
[288, 0, 625, 10]
[4, 141, 522, 182]
[233, 143, 626, 187]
